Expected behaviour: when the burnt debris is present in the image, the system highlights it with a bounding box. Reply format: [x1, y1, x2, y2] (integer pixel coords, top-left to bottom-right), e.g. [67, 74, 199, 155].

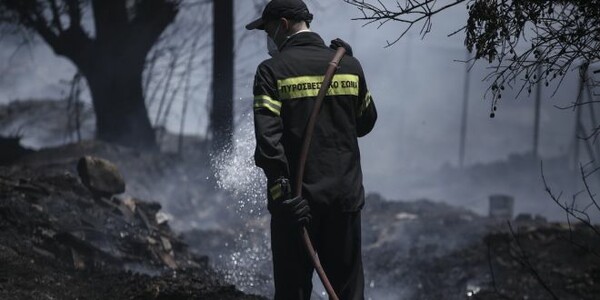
[0, 135, 34, 166]
[0, 157, 263, 299]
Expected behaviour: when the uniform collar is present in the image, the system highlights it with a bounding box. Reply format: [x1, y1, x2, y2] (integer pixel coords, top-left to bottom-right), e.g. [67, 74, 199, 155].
[289, 29, 312, 36]
[279, 31, 325, 51]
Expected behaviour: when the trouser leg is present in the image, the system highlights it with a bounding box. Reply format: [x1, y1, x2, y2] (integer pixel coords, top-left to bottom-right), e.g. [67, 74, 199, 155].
[271, 215, 314, 300]
[315, 211, 364, 300]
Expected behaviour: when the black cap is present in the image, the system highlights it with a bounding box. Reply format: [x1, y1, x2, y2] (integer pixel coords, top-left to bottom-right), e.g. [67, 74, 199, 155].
[245, 0, 313, 30]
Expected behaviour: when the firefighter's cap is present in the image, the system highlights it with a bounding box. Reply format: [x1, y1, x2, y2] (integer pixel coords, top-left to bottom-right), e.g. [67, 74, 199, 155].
[245, 0, 313, 30]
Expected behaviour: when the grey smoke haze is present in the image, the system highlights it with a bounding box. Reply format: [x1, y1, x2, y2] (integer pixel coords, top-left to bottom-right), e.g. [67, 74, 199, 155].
[0, 1, 592, 217]
[240, 0, 585, 218]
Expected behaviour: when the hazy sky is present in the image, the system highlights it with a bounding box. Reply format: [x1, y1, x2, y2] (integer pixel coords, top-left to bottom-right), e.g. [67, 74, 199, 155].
[0, 0, 592, 203]
[236, 1, 584, 197]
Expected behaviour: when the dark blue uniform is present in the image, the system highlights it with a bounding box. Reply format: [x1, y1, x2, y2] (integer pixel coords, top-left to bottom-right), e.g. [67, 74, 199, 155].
[253, 31, 377, 299]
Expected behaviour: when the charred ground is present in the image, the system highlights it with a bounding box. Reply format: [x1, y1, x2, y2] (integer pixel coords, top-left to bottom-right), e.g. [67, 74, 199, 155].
[0, 100, 599, 299]
[0, 158, 264, 299]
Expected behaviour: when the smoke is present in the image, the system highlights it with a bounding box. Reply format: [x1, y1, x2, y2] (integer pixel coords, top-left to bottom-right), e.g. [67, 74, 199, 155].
[1, 0, 589, 215]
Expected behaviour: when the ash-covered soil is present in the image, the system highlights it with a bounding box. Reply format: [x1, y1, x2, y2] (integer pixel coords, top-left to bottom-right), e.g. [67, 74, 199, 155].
[187, 193, 600, 299]
[0, 100, 599, 299]
[360, 195, 600, 300]
[1, 138, 599, 299]
[0, 153, 263, 299]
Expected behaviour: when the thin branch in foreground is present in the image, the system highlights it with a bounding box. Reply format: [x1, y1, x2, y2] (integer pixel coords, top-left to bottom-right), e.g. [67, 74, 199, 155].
[540, 162, 600, 259]
[506, 221, 559, 300]
[485, 236, 512, 300]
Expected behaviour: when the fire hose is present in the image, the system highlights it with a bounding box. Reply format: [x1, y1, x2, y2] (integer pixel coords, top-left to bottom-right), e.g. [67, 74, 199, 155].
[293, 46, 346, 300]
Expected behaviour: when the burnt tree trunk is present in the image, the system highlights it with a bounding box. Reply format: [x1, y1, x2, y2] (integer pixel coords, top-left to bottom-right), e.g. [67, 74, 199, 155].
[211, 0, 234, 152]
[82, 54, 155, 149]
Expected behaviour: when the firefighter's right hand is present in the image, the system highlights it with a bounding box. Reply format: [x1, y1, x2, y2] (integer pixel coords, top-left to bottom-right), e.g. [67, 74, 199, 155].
[272, 196, 312, 226]
[329, 38, 353, 56]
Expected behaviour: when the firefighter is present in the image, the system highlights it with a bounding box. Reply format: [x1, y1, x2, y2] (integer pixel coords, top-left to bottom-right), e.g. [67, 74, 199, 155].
[246, 0, 377, 299]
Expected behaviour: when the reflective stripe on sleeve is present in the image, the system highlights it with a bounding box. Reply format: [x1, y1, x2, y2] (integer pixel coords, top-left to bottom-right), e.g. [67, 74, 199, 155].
[269, 183, 282, 200]
[277, 74, 360, 100]
[358, 91, 372, 117]
[254, 95, 281, 116]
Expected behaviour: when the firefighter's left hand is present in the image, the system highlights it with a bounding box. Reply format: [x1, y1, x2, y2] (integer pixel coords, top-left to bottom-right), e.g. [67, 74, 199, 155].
[280, 196, 312, 226]
[330, 38, 353, 56]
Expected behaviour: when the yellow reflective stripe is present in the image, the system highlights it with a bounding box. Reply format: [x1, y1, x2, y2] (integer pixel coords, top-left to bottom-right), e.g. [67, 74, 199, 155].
[254, 95, 281, 109]
[269, 184, 282, 200]
[358, 91, 372, 117]
[277, 74, 359, 100]
[254, 95, 281, 116]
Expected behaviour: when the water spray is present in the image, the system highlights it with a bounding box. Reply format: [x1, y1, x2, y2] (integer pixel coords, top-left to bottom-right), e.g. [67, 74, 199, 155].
[212, 113, 272, 294]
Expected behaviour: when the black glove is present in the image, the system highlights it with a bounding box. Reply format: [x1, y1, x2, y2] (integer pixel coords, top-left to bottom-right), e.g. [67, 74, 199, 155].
[329, 38, 353, 56]
[284, 196, 312, 226]
[270, 195, 312, 226]
[268, 177, 311, 226]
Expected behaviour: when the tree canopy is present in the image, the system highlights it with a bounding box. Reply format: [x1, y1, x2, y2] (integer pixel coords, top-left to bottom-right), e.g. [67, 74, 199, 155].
[343, 0, 600, 112]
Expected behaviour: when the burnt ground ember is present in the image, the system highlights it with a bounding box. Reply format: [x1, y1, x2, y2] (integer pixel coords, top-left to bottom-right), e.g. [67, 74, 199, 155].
[0, 165, 263, 299]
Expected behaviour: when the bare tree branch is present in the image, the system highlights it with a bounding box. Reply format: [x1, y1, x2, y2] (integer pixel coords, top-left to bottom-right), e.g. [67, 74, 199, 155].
[65, 0, 82, 31]
[130, 0, 179, 55]
[47, 0, 63, 33]
[91, 0, 128, 41]
[485, 236, 512, 300]
[541, 162, 600, 259]
[506, 221, 560, 300]
[344, 0, 467, 46]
